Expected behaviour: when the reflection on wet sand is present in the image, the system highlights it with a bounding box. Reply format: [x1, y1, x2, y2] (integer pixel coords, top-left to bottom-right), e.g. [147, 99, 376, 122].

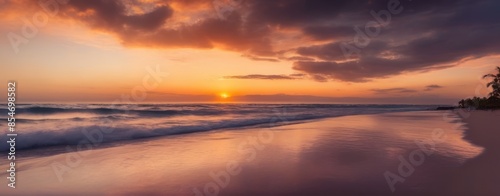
[1, 111, 483, 195]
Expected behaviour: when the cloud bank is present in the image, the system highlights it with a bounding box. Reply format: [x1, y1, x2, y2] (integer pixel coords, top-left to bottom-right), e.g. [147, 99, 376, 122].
[7, 0, 500, 82]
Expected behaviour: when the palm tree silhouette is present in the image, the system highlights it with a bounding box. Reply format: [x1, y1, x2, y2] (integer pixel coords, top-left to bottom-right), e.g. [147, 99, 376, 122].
[483, 66, 500, 98]
[458, 67, 500, 109]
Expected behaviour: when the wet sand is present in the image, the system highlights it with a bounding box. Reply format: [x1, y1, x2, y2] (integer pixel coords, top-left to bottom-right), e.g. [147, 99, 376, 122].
[0, 111, 488, 195]
[438, 110, 500, 195]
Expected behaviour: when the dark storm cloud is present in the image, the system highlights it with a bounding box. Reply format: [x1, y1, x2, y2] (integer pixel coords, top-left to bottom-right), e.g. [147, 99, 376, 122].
[293, 56, 453, 82]
[302, 25, 355, 40]
[66, 0, 173, 31]
[296, 42, 347, 61]
[121, 13, 274, 55]
[371, 88, 418, 94]
[296, 41, 388, 61]
[424, 85, 443, 91]
[370, 85, 443, 94]
[55, 0, 275, 56]
[291, 0, 500, 82]
[21, 0, 500, 82]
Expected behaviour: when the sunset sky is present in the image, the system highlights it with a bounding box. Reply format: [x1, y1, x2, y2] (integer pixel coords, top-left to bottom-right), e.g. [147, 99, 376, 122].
[1, 0, 499, 104]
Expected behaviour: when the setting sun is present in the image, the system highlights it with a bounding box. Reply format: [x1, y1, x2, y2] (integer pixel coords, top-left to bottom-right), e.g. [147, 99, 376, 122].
[220, 93, 230, 99]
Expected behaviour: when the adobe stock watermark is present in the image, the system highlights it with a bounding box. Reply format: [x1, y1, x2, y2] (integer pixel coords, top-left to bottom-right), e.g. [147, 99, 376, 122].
[384, 110, 462, 193]
[50, 65, 168, 182]
[6, 0, 68, 54]
[340, 0, 404, 60]
[384, 127, 447, 192]
[386, 70, 499, 192]
[456, 71, 497, 113]
[212, 0, 244, 20]
[192, 108, 288, 196]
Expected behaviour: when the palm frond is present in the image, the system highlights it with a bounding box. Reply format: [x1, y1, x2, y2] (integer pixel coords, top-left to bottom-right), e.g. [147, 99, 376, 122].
[483, 73, 495, 79]
[487, 82, 494, 87]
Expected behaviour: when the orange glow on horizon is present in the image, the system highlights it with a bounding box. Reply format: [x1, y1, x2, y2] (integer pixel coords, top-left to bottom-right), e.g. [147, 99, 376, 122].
[220, 93, 230, 99]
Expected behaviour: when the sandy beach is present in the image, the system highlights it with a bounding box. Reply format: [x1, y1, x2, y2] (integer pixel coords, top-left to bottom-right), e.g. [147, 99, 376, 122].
[437, 109, 500, 195]
[2, 110, 496, 195]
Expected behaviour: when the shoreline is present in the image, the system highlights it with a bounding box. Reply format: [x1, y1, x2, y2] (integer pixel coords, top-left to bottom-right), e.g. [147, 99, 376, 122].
[437, 110, 500, 195]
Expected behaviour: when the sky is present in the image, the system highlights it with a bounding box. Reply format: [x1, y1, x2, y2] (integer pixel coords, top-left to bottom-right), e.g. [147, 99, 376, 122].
[1, 0, 499, 104]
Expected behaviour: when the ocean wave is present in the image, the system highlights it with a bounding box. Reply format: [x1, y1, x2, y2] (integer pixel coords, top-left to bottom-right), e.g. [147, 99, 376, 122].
[0, 104, 440, 151]
[0, 106, 225, 117]
[0, 114, 324, 151]
[0, 104, 437, 115]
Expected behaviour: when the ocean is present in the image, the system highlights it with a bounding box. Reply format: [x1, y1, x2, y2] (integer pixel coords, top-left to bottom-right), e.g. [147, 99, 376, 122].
[1, 104, 486, 195]
[0, 103, 438, 151]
